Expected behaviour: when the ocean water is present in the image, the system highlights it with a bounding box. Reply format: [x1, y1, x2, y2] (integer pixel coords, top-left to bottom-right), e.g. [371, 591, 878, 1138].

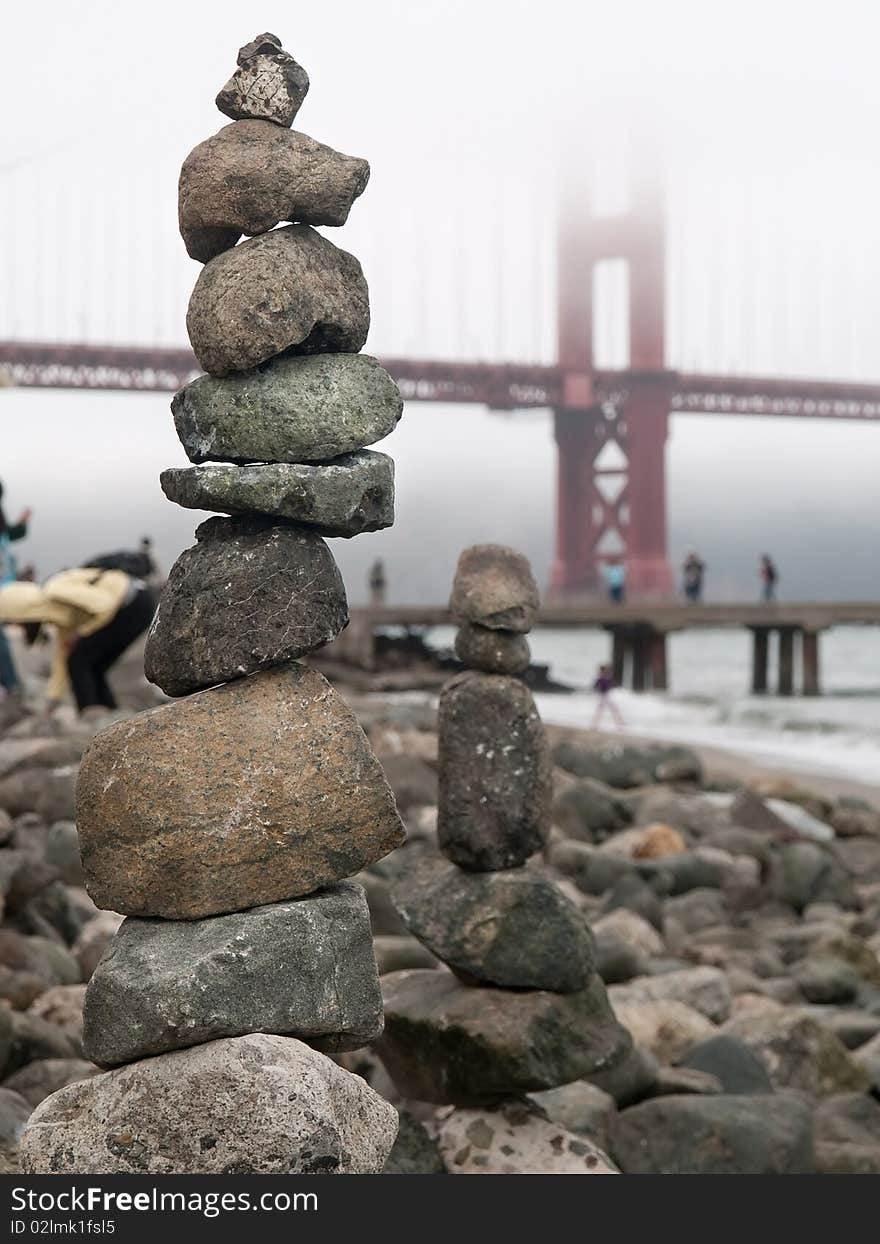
[426, 624, 880, 785]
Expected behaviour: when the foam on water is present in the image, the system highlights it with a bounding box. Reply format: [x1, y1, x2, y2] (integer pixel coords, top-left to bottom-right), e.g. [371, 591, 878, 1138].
[425, 624, 880, 785]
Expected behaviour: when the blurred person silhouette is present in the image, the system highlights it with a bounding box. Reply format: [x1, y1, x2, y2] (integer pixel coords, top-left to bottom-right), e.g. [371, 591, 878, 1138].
[0, 565, 155, 716]
[759, 554, 778, 602]
[590, 662, 624, 729]
[369, 558, 387, 606]
[603, 557, 626, 604]
[0, 482, 33, 699]
[682, 549, 706, 602]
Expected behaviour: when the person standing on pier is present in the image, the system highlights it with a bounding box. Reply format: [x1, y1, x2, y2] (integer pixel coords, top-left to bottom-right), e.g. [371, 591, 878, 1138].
[682, 550, 706, 602]
[603, 557, 626, 604]
[759, 554, 778, 602]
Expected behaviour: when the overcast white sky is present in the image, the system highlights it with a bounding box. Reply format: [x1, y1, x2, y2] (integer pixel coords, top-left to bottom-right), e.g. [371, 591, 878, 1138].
[2, 1, 880, 600]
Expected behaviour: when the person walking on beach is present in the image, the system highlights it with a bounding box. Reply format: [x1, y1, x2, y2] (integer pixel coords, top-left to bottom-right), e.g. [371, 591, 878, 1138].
[591, 662, 624, 729]
[0, 565, 155, 716]
[603, 557, 626, 604]
[0, 482, 33, 699]
[759, 554, 778, 602]
[682, 549, 706, 603]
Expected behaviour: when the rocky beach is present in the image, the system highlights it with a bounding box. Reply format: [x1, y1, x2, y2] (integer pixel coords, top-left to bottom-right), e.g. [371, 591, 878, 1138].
[1, 612, 880, 1174]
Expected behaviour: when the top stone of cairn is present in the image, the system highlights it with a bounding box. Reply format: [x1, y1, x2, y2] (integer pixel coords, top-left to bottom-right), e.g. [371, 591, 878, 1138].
[449, 544, 540, 633]
[216, 32, 309, 128]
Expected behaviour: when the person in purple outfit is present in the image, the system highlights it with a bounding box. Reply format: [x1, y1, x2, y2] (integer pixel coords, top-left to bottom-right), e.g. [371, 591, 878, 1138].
[591, 662, 624, 729]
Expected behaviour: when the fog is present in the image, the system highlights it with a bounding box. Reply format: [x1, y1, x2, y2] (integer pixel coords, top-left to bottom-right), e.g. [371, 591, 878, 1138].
[2, 0, 880, 601]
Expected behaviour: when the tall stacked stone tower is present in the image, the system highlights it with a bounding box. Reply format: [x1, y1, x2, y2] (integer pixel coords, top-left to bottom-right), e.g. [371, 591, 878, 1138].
[378, 545, 630, 1159]
[21, 33, 406, 1175]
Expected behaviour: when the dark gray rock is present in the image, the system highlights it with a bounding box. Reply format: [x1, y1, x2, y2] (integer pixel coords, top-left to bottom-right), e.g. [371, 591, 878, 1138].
[601, 874, 664, 931]
[586, 1045, 660, 1107]
[382, 1110, 447, 1174]
[0, 1086, 30, 1144]
[795, 956, 860, 1005]
[379, 969, 630, 1104]
[548, 840, 638, 895]
[552, 779, 631, 844]
[454, 624, 530, 674]
[438, 672, 551, 871]
[677, 1035, 774, 1095]
[779, 841, 858, 912]
[144, 516, 347, 697]
[610, 1093, 814, 1174]
[554, 742, 701, 789]
[448, 545, 539, 633]
[186, 225, 369, 376]
[180, 121, 368, 262]
[6, 1011, 79, 1076]
[0, 931, 79, 990]
[593, 930, 648, 985]
[161, 452, 394, 537]
[216, 33, 309, 127]
[637, 851, 726, 896]
[82, 883, 382, 1067]
[45, 822, 83, 887]
[173, 353, 402, 465]
[664, 887, 729, 934]
[391, 858, 593, 992]
[814, 1093, 880, 1175]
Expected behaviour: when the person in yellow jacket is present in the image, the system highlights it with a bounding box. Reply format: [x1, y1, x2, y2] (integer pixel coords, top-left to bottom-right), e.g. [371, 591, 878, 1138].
[0, 567, 155, 714]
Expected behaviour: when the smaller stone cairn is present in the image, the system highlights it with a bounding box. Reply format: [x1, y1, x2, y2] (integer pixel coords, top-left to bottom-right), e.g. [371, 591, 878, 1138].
[20, 33, 406, 1175]
[378, 545, 631, 1168]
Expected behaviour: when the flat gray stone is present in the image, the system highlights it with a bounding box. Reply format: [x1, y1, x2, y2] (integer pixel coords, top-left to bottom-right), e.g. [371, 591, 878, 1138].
[186, 224, 369, 376]
[391, 857, 593, 991]
[379, 969, 631, 1104]
[83, 883, 382, 1066]
[172, 352, 402, 464]
[21, 1034, 398, 1174]
[216, 33, 309, 127]
[438, 672, 551, 870]
[160, 452, 393, 537]
[144, 516, 347, 696]
[609, 1093, 814, 1174]
[180, 121, 369, 262]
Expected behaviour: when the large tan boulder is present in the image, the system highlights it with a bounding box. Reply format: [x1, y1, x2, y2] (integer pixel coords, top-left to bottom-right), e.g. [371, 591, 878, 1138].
[76, 664, 405, 919]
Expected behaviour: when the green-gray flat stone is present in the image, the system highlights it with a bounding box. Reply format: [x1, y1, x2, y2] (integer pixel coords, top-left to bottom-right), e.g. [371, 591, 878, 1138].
[160, 451, 393, 537]
[172, 352, 402, 464]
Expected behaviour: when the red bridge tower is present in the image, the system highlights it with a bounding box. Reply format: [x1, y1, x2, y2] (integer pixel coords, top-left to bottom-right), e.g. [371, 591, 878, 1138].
[550, 168, 674, 598]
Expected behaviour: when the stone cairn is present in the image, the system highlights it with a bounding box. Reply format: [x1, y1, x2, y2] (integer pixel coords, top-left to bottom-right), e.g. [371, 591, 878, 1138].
[21, 33, 407, 1175]
[378, 545, 632, 1170]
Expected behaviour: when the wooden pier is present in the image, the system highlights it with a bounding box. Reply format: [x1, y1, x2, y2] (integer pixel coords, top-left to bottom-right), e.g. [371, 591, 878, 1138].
[334, 602, 880, 696]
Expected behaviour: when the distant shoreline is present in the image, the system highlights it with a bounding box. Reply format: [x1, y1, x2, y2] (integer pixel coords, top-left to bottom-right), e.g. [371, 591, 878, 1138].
[543, 719, 880, 805]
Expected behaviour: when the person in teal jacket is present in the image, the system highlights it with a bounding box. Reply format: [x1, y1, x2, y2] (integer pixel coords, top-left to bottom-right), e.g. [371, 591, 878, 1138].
[0, 482, 33, 696]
